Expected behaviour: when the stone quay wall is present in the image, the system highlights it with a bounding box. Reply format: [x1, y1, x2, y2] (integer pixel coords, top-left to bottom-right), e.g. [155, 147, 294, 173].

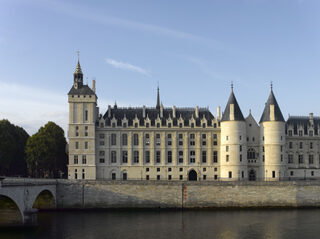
[56, 180, 320, 209]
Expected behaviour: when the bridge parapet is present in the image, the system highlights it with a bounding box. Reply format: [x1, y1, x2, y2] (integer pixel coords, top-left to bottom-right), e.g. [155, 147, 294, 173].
[1, 178, 57, 187]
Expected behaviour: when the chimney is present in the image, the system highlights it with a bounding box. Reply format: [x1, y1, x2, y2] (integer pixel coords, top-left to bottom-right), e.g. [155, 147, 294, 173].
[195, 106, 199, 118]
[309, 113, 314, 125]
[143, 105, 146, 118]
[172, 105, 176, 118]
[92, 79, 96, 93]
[217, 106, 221, 120]
[160, 103, 163, 118]
[108, 105, 111, 118]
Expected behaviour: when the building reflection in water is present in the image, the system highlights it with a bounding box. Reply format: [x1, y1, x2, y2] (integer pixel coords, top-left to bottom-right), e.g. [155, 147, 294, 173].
[2, 209, 320, 239]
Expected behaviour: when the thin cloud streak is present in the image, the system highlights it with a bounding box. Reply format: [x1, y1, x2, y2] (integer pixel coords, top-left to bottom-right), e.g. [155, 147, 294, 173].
[106, 58, 150, 76]
[12, 0, 222, 48]
[186, 56, 250, 89]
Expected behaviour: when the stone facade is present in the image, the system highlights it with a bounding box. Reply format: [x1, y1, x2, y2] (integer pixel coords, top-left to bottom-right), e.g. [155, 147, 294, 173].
[56, 180, 320, 208]
[67, 61, 320, 181]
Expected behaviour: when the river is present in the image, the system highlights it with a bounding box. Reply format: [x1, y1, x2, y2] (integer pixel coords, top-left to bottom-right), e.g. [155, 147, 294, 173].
[1, 209, 320, 239]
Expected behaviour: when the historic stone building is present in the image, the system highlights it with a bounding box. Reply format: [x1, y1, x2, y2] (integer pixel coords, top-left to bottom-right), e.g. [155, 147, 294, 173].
[67, 61, 320, 181]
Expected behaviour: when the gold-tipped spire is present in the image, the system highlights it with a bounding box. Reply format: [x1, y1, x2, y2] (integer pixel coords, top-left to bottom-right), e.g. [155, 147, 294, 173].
[74, 51, 83, 75]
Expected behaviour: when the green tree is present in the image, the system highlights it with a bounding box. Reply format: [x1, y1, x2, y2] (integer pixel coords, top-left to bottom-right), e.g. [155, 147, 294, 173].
[0, 120, 29, 176]
[25, 121, 67, 178]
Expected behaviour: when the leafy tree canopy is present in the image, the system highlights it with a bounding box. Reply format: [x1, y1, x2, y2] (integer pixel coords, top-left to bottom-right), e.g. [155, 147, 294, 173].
[0, 119, 29, 176]
[25, 121, 67, 178]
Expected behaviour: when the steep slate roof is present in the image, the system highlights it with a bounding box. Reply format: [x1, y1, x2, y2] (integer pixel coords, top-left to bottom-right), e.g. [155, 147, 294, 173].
[68, 85, 96, 95]
[221, 91, 245, 121]
[259, 90, 284, 123]
[102, 107, 215, 127]
[286, 116, 320, 135]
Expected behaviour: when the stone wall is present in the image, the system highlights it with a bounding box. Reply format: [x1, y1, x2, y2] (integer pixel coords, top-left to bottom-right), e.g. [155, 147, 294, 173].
[56, 180, 320, 209]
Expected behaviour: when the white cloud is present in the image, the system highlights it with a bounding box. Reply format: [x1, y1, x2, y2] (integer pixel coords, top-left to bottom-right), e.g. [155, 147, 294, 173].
[0, 81, 68, 135]
[0, 81, 146, 136]
[106, 58, 150, 76]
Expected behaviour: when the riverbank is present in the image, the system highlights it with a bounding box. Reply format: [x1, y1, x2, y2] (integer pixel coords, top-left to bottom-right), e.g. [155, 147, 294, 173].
[56, 180, 320, 209]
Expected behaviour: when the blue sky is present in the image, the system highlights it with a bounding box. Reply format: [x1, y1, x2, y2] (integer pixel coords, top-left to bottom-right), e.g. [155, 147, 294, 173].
[1, 0, 320, 134]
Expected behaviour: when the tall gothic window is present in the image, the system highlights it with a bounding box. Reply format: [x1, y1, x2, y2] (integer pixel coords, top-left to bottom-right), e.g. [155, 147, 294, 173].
[247, 148, 256, 159]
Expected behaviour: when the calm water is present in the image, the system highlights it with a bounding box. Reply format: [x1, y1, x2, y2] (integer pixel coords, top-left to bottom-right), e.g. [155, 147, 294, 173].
[1, 209, 320, 239]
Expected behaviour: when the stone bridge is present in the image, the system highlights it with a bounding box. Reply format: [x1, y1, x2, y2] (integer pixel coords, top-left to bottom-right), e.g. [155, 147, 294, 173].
[0, 178, 57, 226]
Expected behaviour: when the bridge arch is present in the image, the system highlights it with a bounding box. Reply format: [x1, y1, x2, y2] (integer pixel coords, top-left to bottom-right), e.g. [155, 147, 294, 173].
[0, 194, 23, 225]
[32, 189, 56, 210]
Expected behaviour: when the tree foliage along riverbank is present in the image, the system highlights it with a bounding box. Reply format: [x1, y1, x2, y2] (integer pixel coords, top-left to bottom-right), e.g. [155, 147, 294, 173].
[0, 120, 29, 176]
[25, 121, 68, 178]
[0, 120, 67, 178]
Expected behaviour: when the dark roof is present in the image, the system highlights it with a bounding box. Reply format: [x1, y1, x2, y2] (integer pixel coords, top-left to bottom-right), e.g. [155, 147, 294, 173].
[286, 116, 320, 135]
[259, 90, 284, 123]
[102, 107, 215, 127]
[68, 85, 96, 95]
[221, 91, 245, 121]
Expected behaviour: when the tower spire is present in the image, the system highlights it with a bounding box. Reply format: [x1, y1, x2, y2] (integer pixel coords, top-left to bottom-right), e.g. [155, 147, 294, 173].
[73, 51, 83, 89]
[156, 82, 160, 110]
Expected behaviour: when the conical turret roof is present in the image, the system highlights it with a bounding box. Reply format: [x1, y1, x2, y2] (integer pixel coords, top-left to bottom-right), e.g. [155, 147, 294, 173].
[221, 90, 245, 122]
[259, 89, 285, 123]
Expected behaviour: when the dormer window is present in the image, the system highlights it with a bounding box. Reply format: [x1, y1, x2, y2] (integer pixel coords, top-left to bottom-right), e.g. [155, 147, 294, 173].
[157, 123, 160, 128]
[146, 123, 149, 128]
[112, 123, 116, 128]
[168, 123, 171, 128]
[134, 123, 138, 128]
[299, 130, 303, 136]
[123, 123, 127, 128]
[179, 123, 183, 128]
[309, 131, 314, 137]
[288, 130, 293, 136]
[191, 123, 194, 128]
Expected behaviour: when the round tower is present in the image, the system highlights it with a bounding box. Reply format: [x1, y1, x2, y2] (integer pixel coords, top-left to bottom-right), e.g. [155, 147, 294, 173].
[259, 85, 286, 181]
[220, 86, 247, 181]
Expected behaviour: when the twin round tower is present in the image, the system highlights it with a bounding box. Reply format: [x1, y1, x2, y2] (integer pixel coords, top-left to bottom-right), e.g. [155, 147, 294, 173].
[220, 84, 285, 181]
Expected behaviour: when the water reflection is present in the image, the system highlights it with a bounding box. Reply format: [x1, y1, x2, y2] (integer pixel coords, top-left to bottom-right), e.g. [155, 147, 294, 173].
[1, 209, 320, 239]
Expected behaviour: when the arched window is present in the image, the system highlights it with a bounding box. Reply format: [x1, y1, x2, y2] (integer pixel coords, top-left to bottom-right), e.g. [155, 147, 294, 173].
[247, 148, 256, 159]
